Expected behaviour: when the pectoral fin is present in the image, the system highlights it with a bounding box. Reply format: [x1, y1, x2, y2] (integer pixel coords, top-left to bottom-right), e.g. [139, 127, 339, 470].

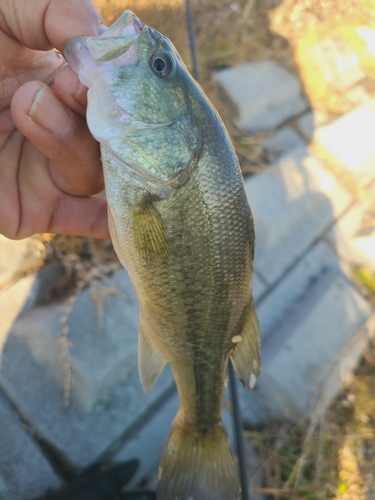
[138, 321, 166, 393]
[130, 197, 170, 265]
[230, 296, 260, 390]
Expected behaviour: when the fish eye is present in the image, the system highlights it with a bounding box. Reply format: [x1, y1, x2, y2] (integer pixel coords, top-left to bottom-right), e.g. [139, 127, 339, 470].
[150, 53, 172, 77]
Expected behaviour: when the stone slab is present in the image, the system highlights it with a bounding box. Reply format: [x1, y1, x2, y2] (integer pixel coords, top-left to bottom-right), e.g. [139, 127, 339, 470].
[0, 320, 174, 469]
[243, 241, 374, 422]
[253, 272, 268, 303]
[314, 101, 375, 186]
[245, 146, 352, 286]
[9, 268, 141, 415]
[0, 391, 61, 500]
[215, 59, 308, 131]
[326, 198, 375, 272]
[0, 274, 36, 360]
[256, 241, 346, 340]
[265, 127, 305, 158]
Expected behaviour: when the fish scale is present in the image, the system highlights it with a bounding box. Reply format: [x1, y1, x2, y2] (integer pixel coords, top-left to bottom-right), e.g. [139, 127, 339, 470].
[64, 10, 260, 500]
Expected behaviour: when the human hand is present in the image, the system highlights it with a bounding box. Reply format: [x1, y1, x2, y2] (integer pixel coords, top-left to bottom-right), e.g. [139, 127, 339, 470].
[0, 0, 110, 240]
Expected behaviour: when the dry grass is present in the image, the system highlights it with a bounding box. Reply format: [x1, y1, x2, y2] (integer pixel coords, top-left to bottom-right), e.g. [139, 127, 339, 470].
[247, 339, 375, 499]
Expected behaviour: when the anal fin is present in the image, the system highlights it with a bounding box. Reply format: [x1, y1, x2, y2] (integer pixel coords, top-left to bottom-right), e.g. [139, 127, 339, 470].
[138, 320, 166, 393]
[230, 296, 260, 390]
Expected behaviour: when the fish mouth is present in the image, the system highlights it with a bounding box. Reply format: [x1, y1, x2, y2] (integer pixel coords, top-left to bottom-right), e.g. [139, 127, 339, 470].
[64, 10, 144, 73]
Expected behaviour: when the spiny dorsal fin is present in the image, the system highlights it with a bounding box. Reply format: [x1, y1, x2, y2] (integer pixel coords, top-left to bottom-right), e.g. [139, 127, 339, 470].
[230, 295, 260, 390]
[138, 320, 166, 393]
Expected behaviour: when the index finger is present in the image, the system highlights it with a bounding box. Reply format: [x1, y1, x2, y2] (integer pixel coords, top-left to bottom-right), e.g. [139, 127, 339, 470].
[0, 0, 104, 51]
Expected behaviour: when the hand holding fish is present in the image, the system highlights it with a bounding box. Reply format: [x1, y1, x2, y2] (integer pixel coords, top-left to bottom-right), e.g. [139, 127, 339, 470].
[0, 0, 109, 240]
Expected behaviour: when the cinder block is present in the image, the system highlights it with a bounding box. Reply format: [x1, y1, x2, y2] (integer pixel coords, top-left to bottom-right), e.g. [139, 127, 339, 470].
[314, 101, 375, 186]
[8, 269, 141, 415]
[256, 241, 347, 341]
[0, 391, 61, 500]
[245, 146, 352, 286]
[265, 127, 305, 158]
[253, 272, 268, 303]
[326, 199, 375, 272]
[215, 60, 308, 131]
[242, 241, 374, 423]
[114, 391, 179, 487]
[0, 267, 174, 469]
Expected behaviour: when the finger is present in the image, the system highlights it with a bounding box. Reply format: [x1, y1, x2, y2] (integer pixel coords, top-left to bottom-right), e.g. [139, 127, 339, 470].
[11, 80, 104, 196]
[53, 65, 88, 118]
[49, 194, 110, 239]
[1, 0, 104, 51]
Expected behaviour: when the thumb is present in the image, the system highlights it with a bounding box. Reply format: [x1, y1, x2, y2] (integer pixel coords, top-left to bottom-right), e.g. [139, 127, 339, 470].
[1, 0, 104, 51]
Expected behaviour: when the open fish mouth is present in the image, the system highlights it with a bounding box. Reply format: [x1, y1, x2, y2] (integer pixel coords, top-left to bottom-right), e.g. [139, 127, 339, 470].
[64, 11, 144, 76]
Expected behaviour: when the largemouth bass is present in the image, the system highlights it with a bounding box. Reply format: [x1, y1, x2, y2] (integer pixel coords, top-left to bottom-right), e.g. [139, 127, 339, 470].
[64, 11, 260, 500]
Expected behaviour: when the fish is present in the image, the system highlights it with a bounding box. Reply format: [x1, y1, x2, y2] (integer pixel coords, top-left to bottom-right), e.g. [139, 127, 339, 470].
[64, 11, 260, 500]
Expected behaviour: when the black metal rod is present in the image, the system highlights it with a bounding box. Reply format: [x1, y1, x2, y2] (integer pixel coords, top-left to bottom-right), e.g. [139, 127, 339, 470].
[229, 361, 251, 500]
[184, 2, 251, 499]
[185, 0, 200, 81]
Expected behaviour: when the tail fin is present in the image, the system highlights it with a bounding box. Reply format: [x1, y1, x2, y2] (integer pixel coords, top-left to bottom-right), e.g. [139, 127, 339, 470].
[157, 414, 240, 500]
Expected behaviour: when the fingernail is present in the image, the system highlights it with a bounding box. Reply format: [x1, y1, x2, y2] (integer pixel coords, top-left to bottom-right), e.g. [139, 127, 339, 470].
[29, 85, 72, 135]
[74, 83, 88, 108]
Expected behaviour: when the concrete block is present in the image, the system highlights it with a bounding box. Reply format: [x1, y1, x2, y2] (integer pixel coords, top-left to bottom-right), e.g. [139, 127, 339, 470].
[314, 101, 375, 186]
[326, 199, 375, 272]
[0, 391, 61, 500]
[256, 241, 345, 341]
[253, 272, 268, 303]
[114, 391, 179, 487]
[0, 328, 174, 469]
[215, 60, 308, 131]
[0, 274, 36, 359]
[242, 241, 374, 423]
[0, 268, 175, 469]
[8, 268, 141, 415]
[245, 146, 352, 286]
[265, 127, 305, 158]
[258, 275, 373, 419]
[310, 37, 365, 90]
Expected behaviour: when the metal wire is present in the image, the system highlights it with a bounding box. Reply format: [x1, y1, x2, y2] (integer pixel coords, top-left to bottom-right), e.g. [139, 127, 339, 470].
[184, 2, 251, 499]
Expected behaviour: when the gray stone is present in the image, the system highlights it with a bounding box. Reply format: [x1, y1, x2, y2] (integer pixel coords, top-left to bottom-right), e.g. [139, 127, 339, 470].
[256, 241, 347, 341]
[253, 272, 268, 303]
[9, 268, 141, 415]
[314, 101, 375, 186]
[242, 240, 374, 423]
[265, 127, 305, 157]
[0, 268, 174, 468]
[215, 59, 309, 131]
[0, 391, 61, 500]
[114, 391, 179, 487]
[0, 274, 36, 361]
[245, 146, 352, 286]
[310, 37, 365, 90]
[326, 199, 375, 272]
